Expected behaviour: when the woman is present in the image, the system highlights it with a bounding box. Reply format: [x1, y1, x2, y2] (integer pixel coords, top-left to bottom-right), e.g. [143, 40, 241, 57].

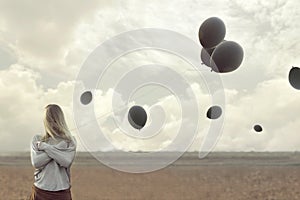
[29, 104, 77, 200]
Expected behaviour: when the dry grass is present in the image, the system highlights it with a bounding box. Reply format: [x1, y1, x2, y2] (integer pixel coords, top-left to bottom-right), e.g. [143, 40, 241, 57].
[1, 165, 300, 200]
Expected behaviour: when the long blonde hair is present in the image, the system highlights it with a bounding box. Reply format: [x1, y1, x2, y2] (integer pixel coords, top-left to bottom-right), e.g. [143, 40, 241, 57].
[42, 104, 72, 142]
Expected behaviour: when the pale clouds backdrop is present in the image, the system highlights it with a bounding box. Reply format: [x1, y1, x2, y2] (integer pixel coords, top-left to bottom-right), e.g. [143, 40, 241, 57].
[0, 0, 299, 152]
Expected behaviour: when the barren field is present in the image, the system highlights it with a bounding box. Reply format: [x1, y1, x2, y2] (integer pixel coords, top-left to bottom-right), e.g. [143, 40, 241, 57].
[1, 152, 300, 200]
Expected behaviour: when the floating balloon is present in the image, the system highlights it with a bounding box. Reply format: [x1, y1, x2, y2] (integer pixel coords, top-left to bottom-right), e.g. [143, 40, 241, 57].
[128, 106, 147, 130]
[253, 124, 263, 132]
[199, 17, 226, 49]
[201, 40, 226, 68]
[210, 41, 244, 73]
[80, 91, 92, 105]
[288, 66, 300, 90]
[206, 105, 222, 119]
[201, 47, 215, 67]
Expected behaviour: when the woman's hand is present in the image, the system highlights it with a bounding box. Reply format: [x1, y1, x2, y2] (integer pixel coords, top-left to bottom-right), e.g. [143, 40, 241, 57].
[35, 141, 41, 150]
[36, 141, 48, 151]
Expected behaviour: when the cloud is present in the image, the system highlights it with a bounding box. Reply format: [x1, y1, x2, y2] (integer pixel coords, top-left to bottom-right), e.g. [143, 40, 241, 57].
[0, 0, 113, 88]
[213, 78, 300, 151]
[0, 42, 17, 70]
[220, 0, 300, 91]
[1, 0, 300, 153]
[0, 0, 110, 59]
[1, 69, 295, 152]
[90, 81, 215, 152]
[0, 64, 85, 151]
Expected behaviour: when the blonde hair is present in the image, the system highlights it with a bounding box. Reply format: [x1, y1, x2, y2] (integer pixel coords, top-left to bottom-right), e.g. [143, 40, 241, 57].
[42, 104, 72, 142]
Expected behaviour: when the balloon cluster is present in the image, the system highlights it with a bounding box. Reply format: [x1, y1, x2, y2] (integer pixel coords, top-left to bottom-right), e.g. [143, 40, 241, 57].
[199, 17, 244, 73]
[199, 17, 265, 134]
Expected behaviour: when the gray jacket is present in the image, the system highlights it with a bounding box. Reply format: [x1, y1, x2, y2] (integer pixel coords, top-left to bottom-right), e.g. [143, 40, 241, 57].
[31, 134, 76, 191]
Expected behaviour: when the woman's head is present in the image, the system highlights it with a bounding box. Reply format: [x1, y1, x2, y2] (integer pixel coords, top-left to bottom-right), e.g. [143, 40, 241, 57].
[42, 104, 72, 141]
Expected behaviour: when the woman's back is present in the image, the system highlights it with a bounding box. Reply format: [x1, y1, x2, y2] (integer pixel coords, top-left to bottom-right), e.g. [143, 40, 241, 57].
[31, 134, 77, 191]
[29, 104, 76, 200]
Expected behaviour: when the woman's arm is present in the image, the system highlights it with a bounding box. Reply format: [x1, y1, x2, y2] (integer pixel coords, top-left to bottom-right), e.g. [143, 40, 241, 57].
[30, 135, 53, 169]
[39, 138, 76, 168]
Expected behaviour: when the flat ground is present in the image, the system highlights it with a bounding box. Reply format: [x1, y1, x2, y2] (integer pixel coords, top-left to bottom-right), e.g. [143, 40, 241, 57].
[1, 153, 300, 200]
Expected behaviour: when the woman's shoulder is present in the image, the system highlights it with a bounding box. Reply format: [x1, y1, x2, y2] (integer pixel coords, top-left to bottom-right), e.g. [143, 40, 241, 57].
[71, 136, 77, 143]
[67, 136, 77, 147]
[56, 135, 76, 145]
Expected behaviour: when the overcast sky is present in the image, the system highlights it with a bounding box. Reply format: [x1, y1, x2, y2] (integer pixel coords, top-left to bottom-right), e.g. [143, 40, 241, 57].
[0, 0, 300, 152]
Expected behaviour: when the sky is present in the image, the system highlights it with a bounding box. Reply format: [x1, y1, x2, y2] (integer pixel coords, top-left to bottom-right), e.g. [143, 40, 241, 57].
[0, 0, 300, 152]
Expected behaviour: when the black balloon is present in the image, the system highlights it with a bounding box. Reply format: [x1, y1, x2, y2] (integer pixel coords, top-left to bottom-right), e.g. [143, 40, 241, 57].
[253, 124, 263, 132]
[199, 17, 226, 49]
[288, 66, 300, 90]
[80, 91, 93, 105]
[206, 105, 222, 119]
[201, 47, 215, 67]
[210, 41, 244, 73]
[128, 106, 147, 130]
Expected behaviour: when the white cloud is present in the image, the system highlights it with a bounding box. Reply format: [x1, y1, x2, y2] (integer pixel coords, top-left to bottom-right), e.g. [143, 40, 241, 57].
[1, 0, 300, 153]
[0, 64, 86, 151]
[0, 42, 17, 70]
[213, 78, 300, 151]
[0, 0, 110, 59]
[0, 0, 114, 88]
